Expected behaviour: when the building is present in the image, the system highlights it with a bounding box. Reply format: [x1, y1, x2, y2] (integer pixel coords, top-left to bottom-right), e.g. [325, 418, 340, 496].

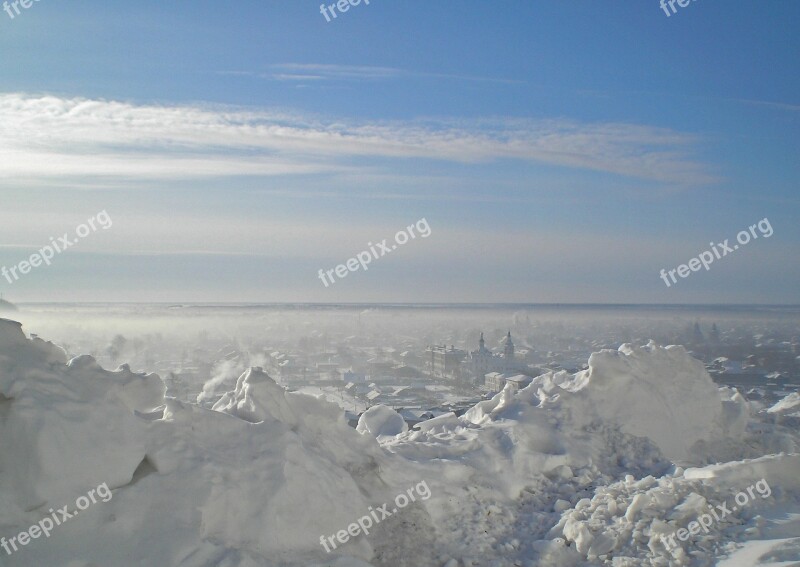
[484, 372, 534, 393]
[342, 370, 368, 384]
[466, 331, 536, 385]
[426, 344, 467, 380]
[503, 331, 515, 361]
[484, 372, 506, 391]
[470, 332, 495, 378]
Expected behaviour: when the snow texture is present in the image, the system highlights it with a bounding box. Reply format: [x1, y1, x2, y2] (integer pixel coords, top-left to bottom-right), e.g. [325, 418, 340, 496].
[0, 320, 798, 567]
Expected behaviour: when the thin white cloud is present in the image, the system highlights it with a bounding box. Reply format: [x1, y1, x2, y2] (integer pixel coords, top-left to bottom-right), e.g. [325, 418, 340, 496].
[226, 64, 522, 84]
[219, 65, 401, 82]
[270, 74, 328, 81]
[0, 92, 717, 186]
[271, 63, 403, 80]
[734, 98, 800, 112]
[263, 63, 524, 84]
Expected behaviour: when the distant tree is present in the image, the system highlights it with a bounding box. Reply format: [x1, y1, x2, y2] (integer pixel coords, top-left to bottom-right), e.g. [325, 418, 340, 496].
[693, 322, 705, 343]
[710, 323, 720, 343]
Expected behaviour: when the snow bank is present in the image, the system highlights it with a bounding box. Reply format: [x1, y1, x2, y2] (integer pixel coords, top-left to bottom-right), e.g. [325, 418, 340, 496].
[0, 320, 398, 566]
[684, 453, 800, 489]
[543, 454, 800, 566]
[528, 342, 729, 463]
[1, 322, 794, 567]
[356, 405, 408, 438]
[0, 319, 163, 508]
[388, 342, 738, 495]
[768, 391, 800, 416]
[370, 342, 775, 564]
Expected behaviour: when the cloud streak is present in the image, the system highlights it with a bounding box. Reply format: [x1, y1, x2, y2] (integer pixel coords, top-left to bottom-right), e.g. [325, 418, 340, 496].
[0, 93, 717, 186]
[224, 63, 523, 84]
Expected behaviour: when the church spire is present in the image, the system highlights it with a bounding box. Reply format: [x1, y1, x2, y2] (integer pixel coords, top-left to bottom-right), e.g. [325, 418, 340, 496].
[503, 331, 514, 360]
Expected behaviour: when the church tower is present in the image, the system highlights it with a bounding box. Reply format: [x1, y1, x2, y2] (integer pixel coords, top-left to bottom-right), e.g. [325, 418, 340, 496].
[503, 331, 515, 361]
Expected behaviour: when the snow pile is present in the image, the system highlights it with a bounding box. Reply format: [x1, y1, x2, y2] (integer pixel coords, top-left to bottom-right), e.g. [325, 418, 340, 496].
[387, 342, 741, 496]
[0, 321, 796, 567]
[767, 391, 800, 417]
[356, 405, 408, 438]
[542, 454, 800, 566]
[716, 386, 750, 439]
[523, 342, 731, 463]
[371, 343, 776, 565]
[0, 319, 398, 566]
[0, 319, 163, 509]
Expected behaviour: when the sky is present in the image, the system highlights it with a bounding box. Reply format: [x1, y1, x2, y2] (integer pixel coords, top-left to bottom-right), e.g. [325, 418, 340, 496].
[0, 0, 798, 303]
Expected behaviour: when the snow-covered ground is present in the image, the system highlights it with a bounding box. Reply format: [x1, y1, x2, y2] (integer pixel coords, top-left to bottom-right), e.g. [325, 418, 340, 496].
[0, 318, 798, 566]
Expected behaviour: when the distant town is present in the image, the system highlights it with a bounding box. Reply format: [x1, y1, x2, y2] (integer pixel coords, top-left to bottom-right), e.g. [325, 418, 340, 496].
[9, 304, 797, 430]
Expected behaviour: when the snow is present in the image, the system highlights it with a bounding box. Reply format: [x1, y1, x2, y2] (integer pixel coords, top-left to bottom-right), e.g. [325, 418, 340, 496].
[0, 319, 798, 567]
[0, 320, 162, 509]
[0, 319, 386, 565]
[716, 507, 800, 567]
[542, 342, 730, 463]
[356, 405, 408, 438]
[768, 392, 800, 416]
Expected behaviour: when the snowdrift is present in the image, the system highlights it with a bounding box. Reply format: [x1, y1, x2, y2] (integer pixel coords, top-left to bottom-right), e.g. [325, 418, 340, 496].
[0, 320, 797, 567]
[0, 320, 163, 509]
[0, 319, 392, 566]
[383, 342, 750, 500]
[465, 342, 731, 463]
[356, 405, 409, 438]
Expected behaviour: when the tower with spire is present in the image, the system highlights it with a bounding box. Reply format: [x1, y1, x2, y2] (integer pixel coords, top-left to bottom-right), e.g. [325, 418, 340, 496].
[478, 332, 489, 354]
[469, 331, 493, 382]
[503, 331, 515, 361]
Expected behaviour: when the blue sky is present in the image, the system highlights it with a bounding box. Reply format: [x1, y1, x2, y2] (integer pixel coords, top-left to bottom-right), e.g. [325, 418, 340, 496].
[0, 0, 798, 303]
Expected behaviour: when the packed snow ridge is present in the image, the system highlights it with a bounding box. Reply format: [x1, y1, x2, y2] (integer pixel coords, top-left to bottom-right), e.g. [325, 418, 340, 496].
[0, 318, 797, 566]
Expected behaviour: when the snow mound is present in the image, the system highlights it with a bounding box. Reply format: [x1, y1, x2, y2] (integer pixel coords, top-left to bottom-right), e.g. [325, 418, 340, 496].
[1, 323, 794, 567]
[768, 392, 800, 416]
[528, 341, 729, 463]
[0, 319, 163, 508]
[544, 453, 800, 565]
[356, 405, 408, 438]
[379, 342, 750, 531]
[0, 320, 398, 566]
[449, 342, 734, 473]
